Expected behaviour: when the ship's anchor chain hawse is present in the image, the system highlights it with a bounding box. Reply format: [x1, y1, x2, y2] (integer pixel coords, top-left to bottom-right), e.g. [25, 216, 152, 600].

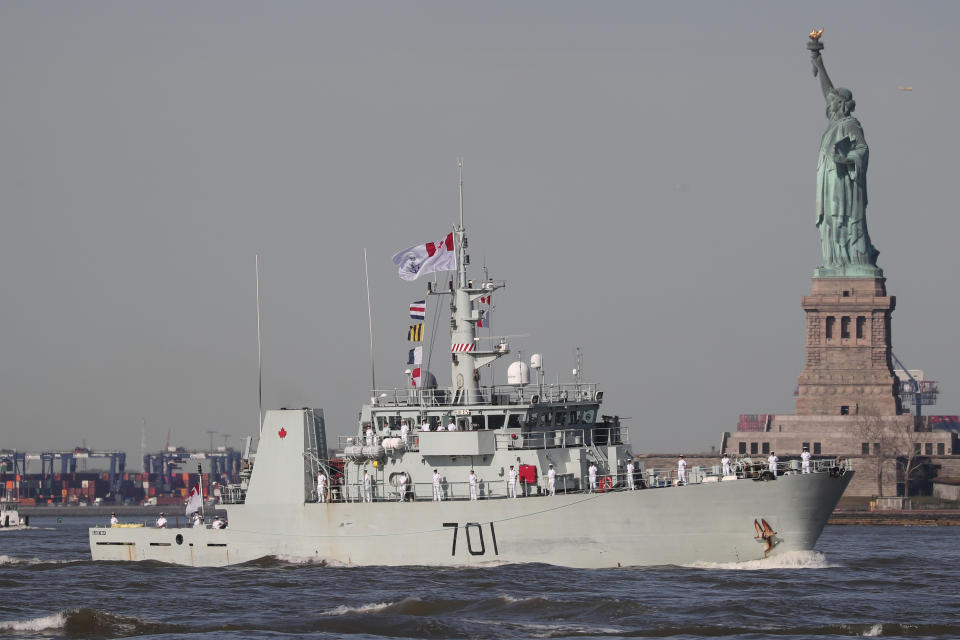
[753, 518, 779, 556]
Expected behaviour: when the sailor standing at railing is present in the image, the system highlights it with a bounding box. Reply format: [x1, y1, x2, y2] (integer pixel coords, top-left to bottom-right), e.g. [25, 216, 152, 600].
[721, 454, 732, 477]
[400, 420, 410, 447]
[469, 470, 479, 500]
[547, 464, 556, 496]
[317, 472, 327, 503]
[363, 470, 373, 502]
[447, 418, 457, 431]
[588, 462, 598, 492]
[768, 452, 779, 477]
[508, 465, 518, 498]
[398, 472, 408, 502]
[432, 469, 443, 501]
[365, 424, 374, 446]
[110, 513, 119, 526]
[155, 513, 167, 528]
[421, 418, 431, 432]
[626, 461, 635, 490]
[801, 446, 811, 474]
[677, 456, 687, 485]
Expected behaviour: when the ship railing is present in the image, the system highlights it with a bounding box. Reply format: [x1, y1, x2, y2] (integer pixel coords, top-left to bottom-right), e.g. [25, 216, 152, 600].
[369, 383, 601, 407]
[219, 484, 247, 504]
[495, 427, 626, 450]
[335, 479, 509, 502]
[337, 435, 420, 454]
[638, 456, 851, 487]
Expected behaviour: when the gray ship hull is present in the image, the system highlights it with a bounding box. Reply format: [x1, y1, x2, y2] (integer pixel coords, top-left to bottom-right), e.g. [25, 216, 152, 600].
[89, 469, 850, 567]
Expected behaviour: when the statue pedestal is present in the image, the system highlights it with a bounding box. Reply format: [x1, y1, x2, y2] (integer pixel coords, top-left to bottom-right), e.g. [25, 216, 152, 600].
[795, 277, 900, 416]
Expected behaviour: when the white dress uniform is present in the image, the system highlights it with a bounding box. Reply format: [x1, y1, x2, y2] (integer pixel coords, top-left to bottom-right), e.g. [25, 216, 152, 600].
[677, 457, 687, 484]
[768, 453, 779, 477]
[588, 463, 598, 492]
[447, 421, 457, 431]
[365, 426, 374, 446]
[363, 471, 372, 502]
[626, 462, 635, 490]
[398, 473, 408, 502]
[317, 474, 327, 503]
[547, 467, 556, 496]
[400, 422, 409, 446]
[721, 455, 732, 476]
[801, 450, 812, 474]
[421, 420, 431, 432]
[508, 467, 518, 498]
[468, 471, 478, 500]
[432, 471, 442, 501]
[155, 515, 167, 528]
[110, 515, 119, 526]
[212, 517, 225, 529]
[192, 514, 203, 527]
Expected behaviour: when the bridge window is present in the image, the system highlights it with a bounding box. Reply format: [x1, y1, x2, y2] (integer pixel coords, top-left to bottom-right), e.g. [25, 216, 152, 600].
[471, 415, 485, 430]
[488, 414, 505, 429]
[525, 412, 538, 427]
[555, 411, 567, 427]
[582, 408, 596, 424]
[507, 414, 522, 429]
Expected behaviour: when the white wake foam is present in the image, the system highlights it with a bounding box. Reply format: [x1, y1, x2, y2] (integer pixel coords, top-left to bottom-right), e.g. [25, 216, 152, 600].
[862, 623, 884, 637]
[685, 550, 838, 570]
[0, 611, 67, 632]
[319, 601, 397, 616]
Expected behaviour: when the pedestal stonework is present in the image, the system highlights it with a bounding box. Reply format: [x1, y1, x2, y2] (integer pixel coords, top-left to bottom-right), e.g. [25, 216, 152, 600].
[795, 277, 900, 416]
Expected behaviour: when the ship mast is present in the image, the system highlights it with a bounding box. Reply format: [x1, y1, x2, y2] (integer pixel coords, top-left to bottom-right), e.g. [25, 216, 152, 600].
[447, 160, 507, 405]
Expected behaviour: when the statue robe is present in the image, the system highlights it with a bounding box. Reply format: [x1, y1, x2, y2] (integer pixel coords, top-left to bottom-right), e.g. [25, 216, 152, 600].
[816, 115, 878, 268]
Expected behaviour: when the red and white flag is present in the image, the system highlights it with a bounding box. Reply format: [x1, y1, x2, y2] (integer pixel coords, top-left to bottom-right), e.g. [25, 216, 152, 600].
[185, 484, 202, 515]
[411, 367, 422, 387]
[392, 233, 456, 281]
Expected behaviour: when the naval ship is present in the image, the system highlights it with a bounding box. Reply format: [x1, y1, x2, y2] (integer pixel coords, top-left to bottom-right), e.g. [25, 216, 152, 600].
[89, 180, 852, 567]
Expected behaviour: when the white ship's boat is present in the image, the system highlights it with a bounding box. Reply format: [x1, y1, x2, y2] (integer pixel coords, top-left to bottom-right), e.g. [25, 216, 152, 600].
[1, 490, 25, 529]
[89, 177, 852, 567]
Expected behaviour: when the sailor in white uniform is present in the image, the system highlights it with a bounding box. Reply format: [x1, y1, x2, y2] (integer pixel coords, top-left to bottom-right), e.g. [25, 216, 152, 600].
[432, 469, 442, 501]
[507, 465, 518, 498]
[211, 516, 225, 529]
[191, 512, 204, 527]
[317, 472, 327, 503]
[363, 470, 373, 502]
[721, 454, 732, 477]
[421, 419, 431, 432]
[110, 513, 119, 526]
[468, 470, 478, 500]
[365, 425, 374, 446]
[447, 419, 457, 431]
[155, 513, 167, 528]
[626, 461, 635, 490]
[397, 472, 408, 502]
[801, 447, 812, 474]
[767, 452, 779, 477]
[547, 464, 556, 496]
[677, 456, 687, 485]
[400, 421, 410, 447]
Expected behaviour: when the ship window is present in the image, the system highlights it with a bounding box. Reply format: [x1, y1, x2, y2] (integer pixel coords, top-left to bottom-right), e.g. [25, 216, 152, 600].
[376, 417, 388, 430]
[471, 415, 485, 430]
[841, 317, 851, 339]
[507, 414, 522, 429]
[555, 411, 567, 427]
[857, 316, 866, 339]
[388, 416, 402, 430]
[583, 409, 596, 424]
[526, 412, 538, 427]
[488, 414, 505, 429]
[861, 442, 870, 454]
[739, 442, 746, 454]
[925, 442, 933, 455]
[539, 412, 553, 427]
[429, 416, 440, 430]
[813, 442, 821, 454]
[826, 316, 835, 339]
[762, 442, 770, 454]
[938, 443, 945, 455]
[750, 442, 758, 454]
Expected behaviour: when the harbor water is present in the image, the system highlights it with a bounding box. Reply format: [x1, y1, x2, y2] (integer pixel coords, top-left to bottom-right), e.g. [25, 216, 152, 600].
[1, 517, 959, 639]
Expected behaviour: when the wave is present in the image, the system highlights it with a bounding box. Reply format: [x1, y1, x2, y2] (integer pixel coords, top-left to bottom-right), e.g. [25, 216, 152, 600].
[0, 555, 87, 567]
[0, 611, 67, 632]
[684, 550, 839, 570]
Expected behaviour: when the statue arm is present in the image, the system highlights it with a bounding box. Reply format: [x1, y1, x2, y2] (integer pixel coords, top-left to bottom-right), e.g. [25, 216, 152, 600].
[812, 53, 834, 99]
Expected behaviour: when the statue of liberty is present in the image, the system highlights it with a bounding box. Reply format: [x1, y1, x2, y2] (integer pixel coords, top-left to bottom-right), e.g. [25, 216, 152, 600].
[808, 31, 881, 277]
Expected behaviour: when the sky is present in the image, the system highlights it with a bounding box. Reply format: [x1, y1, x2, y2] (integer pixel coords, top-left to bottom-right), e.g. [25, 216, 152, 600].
[1, 1, 959, 468]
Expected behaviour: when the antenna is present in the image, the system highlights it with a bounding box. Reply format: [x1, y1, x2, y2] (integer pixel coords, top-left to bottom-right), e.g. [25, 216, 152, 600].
[364, 248, 377, 393]
[256, 254, 263, 431]
[206, 430, 218, 451]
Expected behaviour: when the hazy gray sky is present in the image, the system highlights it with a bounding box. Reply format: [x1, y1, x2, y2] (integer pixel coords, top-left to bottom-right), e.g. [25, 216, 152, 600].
[2, 2, 958, 466]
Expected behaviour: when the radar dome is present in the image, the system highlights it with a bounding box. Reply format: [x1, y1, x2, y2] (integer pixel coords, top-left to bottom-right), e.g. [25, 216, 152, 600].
[507, 361, 530, 386]
[530, 353, 542, 369]
[418, 370, 438, 389]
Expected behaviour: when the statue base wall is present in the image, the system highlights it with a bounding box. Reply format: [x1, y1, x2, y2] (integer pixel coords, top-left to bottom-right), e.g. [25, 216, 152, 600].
[795, 276, 900, 416]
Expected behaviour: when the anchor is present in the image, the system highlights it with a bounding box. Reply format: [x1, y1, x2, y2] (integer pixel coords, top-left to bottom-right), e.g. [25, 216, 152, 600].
[753, 518, 779, 556]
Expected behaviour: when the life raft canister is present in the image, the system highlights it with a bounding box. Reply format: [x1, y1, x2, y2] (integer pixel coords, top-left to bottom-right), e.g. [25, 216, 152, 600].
[599, 476, 613, 492]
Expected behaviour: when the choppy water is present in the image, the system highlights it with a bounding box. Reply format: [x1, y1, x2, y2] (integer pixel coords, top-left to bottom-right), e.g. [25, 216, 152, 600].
[1, 518, 958, 639]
